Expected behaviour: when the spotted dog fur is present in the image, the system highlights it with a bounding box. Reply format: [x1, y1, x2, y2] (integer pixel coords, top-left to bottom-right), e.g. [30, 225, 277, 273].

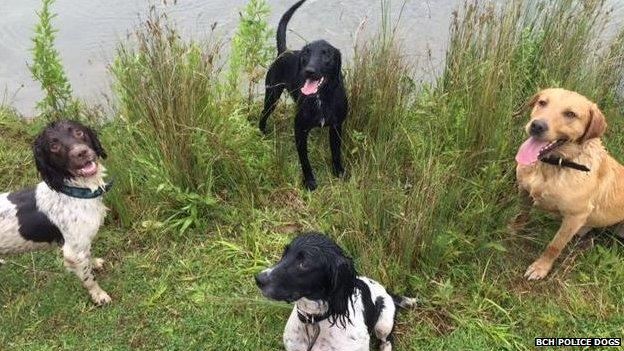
[0, 120, 111, 305]
[256, 233, 417, 351]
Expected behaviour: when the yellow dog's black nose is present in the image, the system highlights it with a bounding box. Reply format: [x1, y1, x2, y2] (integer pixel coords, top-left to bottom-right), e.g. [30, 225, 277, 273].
[530, 119, 548, 136]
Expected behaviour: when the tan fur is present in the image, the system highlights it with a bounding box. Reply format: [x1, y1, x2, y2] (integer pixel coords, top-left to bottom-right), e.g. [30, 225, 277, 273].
[516, 88, 624, 280]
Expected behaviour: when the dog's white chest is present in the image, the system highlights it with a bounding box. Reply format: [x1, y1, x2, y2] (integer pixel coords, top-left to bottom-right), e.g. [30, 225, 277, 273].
[36, 184, 107, 242]
[283, 299, 370, 351]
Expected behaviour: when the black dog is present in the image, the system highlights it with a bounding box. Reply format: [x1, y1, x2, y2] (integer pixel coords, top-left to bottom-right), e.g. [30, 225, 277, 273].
[259, 0, 348, 191]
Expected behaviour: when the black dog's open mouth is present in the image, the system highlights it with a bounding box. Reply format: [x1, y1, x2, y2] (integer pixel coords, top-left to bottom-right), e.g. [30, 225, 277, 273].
[538, 139, 566, 159]
[301, 77, 325, 96]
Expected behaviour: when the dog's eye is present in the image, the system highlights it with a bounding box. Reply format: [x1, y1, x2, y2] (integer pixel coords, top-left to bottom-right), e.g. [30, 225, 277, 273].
[564, 110, 577, 119]
[75, 130, 84, 138]
[537, 100, 547, 107]
[50, 143, 61, 153]
[298, 261, 307, 270]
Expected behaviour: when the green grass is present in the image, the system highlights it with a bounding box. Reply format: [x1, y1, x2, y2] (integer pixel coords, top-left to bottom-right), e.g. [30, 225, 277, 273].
[2, 0, 624, 350]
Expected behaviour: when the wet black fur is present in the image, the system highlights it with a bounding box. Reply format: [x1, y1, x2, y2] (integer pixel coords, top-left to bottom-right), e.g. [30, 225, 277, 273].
[33, 120, 107, 192]
[7, 188, 64, 245]
[255, 232, 357, 327]
[259, 0, 348, 190]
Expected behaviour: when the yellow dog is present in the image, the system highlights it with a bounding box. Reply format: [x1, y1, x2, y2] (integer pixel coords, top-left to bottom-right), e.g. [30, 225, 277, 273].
[515, 88, 624, 280]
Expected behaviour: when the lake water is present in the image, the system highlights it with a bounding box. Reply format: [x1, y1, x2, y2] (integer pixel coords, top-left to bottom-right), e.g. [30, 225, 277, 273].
[0, 0, 621, 115]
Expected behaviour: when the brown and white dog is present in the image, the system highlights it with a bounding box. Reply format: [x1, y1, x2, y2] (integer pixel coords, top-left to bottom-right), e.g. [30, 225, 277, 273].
[515, 88, 624, 280]
[0, 120, 112, 304]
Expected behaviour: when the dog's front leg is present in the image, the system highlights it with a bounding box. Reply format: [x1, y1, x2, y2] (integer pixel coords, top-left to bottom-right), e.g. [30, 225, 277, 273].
[295, 125, 316, 190]
[329, 123, 345, 178]
[525, 213, 588, 280]
[63, 244, 111, 305]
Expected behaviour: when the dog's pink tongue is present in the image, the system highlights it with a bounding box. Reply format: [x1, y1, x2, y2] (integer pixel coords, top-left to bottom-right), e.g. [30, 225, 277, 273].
[516, 137, 549, 165]
[301, 79, 320, 95]
[79, 162, 98, 177]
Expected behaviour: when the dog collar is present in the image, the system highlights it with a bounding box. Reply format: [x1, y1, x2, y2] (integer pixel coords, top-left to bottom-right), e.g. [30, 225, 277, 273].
[297, 308, 327, 351]
[297, 308, 330, 325]
[59, 179, 115, 199]
[539, 156, 590, 172]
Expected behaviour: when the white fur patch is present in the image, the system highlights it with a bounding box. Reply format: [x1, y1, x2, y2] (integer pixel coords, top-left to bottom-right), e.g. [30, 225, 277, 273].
[283, 276, 399, 351]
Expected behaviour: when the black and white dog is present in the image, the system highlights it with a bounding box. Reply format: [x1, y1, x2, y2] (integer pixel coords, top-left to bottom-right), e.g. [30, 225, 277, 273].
[255, 233, 416, 351]
[0, 120, 113, 305]
[259, 0, 349, 191]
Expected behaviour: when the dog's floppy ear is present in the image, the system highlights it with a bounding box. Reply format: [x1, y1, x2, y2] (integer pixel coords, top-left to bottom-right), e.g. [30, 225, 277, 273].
[84, 126, 107, 159]
[326, 254, 357, 327]
[514, 92, 540, 117]
[33, 133, 66, 192]
[334, 48, 342, 72]
[581, 103, 607, 142]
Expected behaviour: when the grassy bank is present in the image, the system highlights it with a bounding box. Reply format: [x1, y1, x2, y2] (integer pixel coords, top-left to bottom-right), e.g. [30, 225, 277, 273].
[2, 0, 624, 349]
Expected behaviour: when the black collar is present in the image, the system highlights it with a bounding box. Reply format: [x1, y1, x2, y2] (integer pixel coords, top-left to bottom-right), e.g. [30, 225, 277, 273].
[540, 156, 590, 172]
[297, 308, 327, 351]
[58, 179, 115, 199]
[297, 308, 330, 325]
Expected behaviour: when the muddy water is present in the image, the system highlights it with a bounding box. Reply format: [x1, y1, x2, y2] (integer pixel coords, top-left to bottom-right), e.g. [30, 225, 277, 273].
[0, 0, 621, 115]
[0, 0, 460, 114]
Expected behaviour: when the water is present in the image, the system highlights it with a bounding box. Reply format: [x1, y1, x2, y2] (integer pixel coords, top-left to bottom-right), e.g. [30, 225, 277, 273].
[0, 0, 459, 115]
[0, 0, 621, 115]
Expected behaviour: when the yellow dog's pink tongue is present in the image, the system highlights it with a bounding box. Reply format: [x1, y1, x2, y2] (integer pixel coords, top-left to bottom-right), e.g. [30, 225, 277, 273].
[301, 79, 321, 95]
[516, 137, 549, 165]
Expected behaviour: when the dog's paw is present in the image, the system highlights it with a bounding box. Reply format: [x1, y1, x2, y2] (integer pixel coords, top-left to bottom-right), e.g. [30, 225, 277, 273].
[0, 258, 5, 266]
[90, 288, 112, 306]
[259, 121, 270, 135]
[92, 258, 106, 271]
[524, 259, 552, 281]
[332, 165, 345, 178]
[304, 179, 318, 191]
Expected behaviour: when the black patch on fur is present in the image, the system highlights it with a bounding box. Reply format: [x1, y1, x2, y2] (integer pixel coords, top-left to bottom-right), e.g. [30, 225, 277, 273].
[7, 188, 64, 245]
[355, 278, 384, 334]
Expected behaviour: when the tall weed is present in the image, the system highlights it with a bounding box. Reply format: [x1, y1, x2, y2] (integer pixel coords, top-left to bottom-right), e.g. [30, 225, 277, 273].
[29, 0, 78, 119]
[108, 10, 270, 231]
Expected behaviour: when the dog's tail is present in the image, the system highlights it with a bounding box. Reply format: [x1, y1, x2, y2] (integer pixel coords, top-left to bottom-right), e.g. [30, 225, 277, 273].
[391, 294, 419, 309]
[277, 0, 307, 55]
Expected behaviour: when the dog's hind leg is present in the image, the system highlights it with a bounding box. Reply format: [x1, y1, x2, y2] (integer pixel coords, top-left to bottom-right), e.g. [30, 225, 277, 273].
[92, 257, 106, 271]
[63, 244, 111, 305]
[259, 85, 285, 134]
[329, 123, 345, 177]
[612, 223, 624, 240]
[295, 126, 316, 190]
[374, 302, 396, 351]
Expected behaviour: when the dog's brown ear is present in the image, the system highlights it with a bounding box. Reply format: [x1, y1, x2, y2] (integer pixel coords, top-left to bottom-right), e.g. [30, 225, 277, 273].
[581, 103, 607, 142]
[514, 92, 540, 118]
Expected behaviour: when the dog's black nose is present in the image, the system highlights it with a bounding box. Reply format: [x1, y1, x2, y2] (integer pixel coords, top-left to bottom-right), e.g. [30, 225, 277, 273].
[304, 67, 316, 76]
[530, 119, 548, 136]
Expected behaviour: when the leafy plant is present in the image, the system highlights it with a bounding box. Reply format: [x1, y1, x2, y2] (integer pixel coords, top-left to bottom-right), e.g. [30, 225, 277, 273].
[29, 0, 78, 119]
[227, 0, 275, 101]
